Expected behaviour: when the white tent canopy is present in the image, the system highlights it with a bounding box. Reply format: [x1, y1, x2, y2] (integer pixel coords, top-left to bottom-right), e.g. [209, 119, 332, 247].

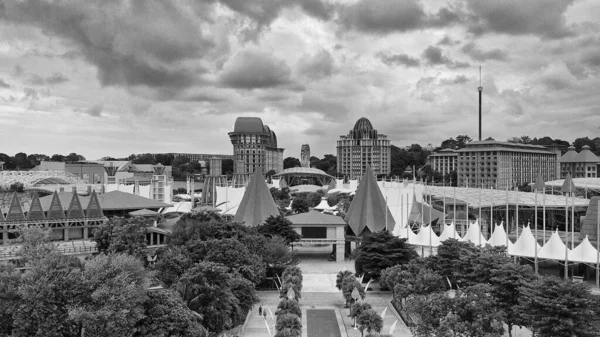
[438, 222, 462, 242]
[313, 197, 336, 211]
[544, 178, 600, 191]
[408, 225, 441, 247]
[509, 225, 542, 258]
[462, 221, 487, 246]
[487, 222, 513, 249]
[537, 230, 569, 261]
[570, 236, 600, 264]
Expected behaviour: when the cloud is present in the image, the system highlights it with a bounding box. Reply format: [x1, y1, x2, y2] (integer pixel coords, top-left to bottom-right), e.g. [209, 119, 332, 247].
[13, 65, 24, 77]
[84, 104, 103, 117]
[422, 46, 470, 69]
[437, 35, 460, 46]
[461, 43, 507, 62]
[0, 79, 10, 88]
[297, 91, 347, 117]
[26, 72, 69, 86]
[23, 88, 39, 101]
[217, 0, 333, 26]
[219, 49, 292, 89]
[338, 0, 426, 33]
[465, 0, 575, 39]
[297, 49, 334, 80]
[440, 75, 470, 85]
[376, 52, 420, 67]
[1, 1, 212, 93]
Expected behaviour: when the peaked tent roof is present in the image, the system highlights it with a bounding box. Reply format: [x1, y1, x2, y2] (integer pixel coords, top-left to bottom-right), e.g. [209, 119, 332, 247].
[286, 210, 346, 226]
[487, 223, 513, 249]
[26, 192, 46, 221]
[86, 190, 104, 218]
[561, 173, 576, 193]
[559, 146, 578, 163]
[67, 192, 86, 218]
[533, 175, 546, 192]
[345, 166, 395, 236]
[509, 225, 542, 258]
[409, 225, 441, 247]
[410, 200, 444, 224]
[47, 191, 66, 219]
[537, 230, 569, 261]
[570, 235, 599, 264]
[438, 222, 462, 242]
[313, 197, 336, 211]
[5, 193, 25, 222]
[233, 169, 280, 226]
[462, 221, 487, 246]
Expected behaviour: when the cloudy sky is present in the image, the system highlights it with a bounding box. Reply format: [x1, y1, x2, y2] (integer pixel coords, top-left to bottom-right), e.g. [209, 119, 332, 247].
[1, 0, 599, 160]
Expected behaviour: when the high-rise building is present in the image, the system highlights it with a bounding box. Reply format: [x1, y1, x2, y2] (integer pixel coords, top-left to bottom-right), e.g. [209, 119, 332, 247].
[560, 145, 600, 178]
[337, 117, 391, 179]
[228, 117, 284, 174]
[427, 149, 458, 177]
[457, 140, 558, 189]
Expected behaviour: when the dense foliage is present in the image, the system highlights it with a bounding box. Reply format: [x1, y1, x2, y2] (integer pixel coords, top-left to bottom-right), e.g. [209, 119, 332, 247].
[258, 215, 302, 244]
[354, 231, 417, 280]
[92, 217, 149, 259]
[274, 266, 303, 337]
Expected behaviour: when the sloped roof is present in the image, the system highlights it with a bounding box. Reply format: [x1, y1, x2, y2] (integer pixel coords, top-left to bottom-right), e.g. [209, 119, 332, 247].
[39, 192, 90, 212]
[97, 191, 172, 210]
[286, 210, 346, 226]
[574, 145, 600, 163]
[273, 167, 332, 177]
[345, 165, 396, 236]
[559, 146, 578, 163]
[233, 169, 280, 226]
[129, 208, 160, 216]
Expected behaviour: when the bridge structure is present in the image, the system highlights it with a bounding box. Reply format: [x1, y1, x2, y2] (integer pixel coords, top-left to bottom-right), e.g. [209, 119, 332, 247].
[0, 171, 88, 189]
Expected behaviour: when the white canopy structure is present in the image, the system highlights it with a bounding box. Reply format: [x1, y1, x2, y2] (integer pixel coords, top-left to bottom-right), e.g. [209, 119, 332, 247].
[509, 225, 542, 258]
[537, 230, 569, 261]
[462, 221, 487, 246]
[570, 236, 600, 264]
[438, 223, 462, 242]
[487, 222, 513, 249]
[215, 186, 246, 213]
[544, 178, 600, 191]
[408, 225, 441, 247]
[162, 201, 192, 214]
[424, 186, 589, 209]
[313, 197, 336, 211]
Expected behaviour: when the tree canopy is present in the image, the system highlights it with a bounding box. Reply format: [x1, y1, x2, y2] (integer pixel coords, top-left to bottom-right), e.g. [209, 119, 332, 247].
[354, 231, 417, 280]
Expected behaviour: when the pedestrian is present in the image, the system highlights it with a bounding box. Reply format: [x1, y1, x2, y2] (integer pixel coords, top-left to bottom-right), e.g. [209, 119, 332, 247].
[263, 310, 267, 319]
[259, 305, 262, 315]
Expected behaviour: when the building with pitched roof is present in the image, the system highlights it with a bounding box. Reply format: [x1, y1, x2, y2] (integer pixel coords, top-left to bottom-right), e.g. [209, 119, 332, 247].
[560, 145, 600, 178]
[286, 210, 346, 262]
[427, 149, 458, 177]
[233, 169, 280, 226]
[228, 117, 284, 174]
[337, 117, 391, 179]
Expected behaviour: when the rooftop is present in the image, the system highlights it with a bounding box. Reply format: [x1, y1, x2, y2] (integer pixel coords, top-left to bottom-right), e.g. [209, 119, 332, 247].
[286, 210, 346, 226]
[232, 117, 265, 133]
[273, 167, 333, 178]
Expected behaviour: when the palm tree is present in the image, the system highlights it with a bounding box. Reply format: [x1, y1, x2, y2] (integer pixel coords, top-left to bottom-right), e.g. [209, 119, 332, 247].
[357, 309, 383, 337]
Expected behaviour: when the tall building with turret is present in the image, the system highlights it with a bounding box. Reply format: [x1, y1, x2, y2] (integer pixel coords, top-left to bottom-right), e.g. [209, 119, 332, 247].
[336, 117, 391, 178]
[228, 117, 284, 174]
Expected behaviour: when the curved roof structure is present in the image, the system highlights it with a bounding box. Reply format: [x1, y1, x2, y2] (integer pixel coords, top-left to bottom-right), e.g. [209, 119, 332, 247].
[353, 117, 373, 131]
[0, 171, 87, 189]
[233, 117, 265, 133]
[273, 167, 333, 178]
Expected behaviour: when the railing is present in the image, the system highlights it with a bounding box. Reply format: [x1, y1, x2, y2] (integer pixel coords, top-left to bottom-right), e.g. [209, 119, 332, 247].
[0, 244, 166, 260]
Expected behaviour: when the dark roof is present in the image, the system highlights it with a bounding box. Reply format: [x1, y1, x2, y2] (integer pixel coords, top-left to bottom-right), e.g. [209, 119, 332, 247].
[273, 167, 333, 178]
[39, 192, 90, 212]
[286, 210, 346, 226]
[353, 117, 373, 131]
[129, 209, 160, 216]
[97, 191, 172, 210]
[344, 166, 395, 236]
[233, 117, 265, 133]
[574, 146, 600, 163]
[233, 169, 280, 226]
[560, 146, 578, 163]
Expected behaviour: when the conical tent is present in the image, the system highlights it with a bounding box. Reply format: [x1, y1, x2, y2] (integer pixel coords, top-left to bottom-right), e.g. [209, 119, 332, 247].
[233, 169, 280, 226]
[345, 166, 395, 236]
[314, 197, 336, 211]
[27, 191, 46, 221]
[537, 230, 569, 261]
[570, 235, 599, 264]
[5, 192, 25, 222]
[47, 191, 66, 219]
[86, 190, 104, 218]
[509, 225, 542, 258]
[67, 192, 86, 218]
[438, 222, 463, 242]
[487, 222, 513, 249]
[462, 221, 487, 246]
[409, 225, 441, 247]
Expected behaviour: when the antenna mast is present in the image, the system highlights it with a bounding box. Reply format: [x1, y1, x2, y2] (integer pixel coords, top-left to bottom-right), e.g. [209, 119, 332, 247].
[478, 66, 483, 141]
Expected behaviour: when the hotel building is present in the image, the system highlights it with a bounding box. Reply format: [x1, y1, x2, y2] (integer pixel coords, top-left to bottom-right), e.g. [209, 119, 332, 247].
[427, 149, 458, 177]
[228, 117, 284, 174]
[457, 140, 558, 189]
[336, 117, 391, 179]
[560, 145, 600, 178]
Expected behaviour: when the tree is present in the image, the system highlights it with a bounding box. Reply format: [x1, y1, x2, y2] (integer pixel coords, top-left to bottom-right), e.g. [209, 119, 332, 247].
[350, 301, 372, 319]
[275, 313, 302, 336]
[455, 135, 472, 148]
[16, 224, 57, 264]
[177, 262, 242, 334]
[393, 268, 445, 309]
[574, 137, 597, 152]
[262, 235, 298, 269]
[266, 169, 277, 178]
[516, 276, 597, 337]
[406, 292, 452, 337]
[153, 246, 193, 287]
[134, 289, 208, 337]
[12, 253, 83, 337]
[379, 265, 404, 291]
[427, 238, 478, 287]
[354, 231, 417, 280]
[283, 157, 301, 169]
[258, 215, 302, 244]
[222, 158, 234, 175]
[276, 299, 302, 318]
[92, 217, 149, 259]
[439, 284, 505, 337]
[73, 254, 150, 337]
[489, 262, 537, 337]
[357, 309, 383, 337]
[188, 238, 266, 284]
[341, 275, 365, 308]
[336, 270, 354, 290]
[0, 264, 21, 336]
[291, 197, 309, 213]
[229, 276, 259, 317]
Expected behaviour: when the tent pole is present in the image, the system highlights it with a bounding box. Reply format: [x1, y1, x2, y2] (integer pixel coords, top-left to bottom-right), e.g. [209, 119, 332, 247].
[565, 191, 569, 280]
[534, 189, 538, 274]
[453, 187, 456, 239]
[478, 185, 482, 246]
[506, 185, 509, 251]
[515, 188, 519, 264]
[543, 186, 546, 244]
[571, 189, 575, 250]
[385, 196, 388, 232]
[429, 192, 432, 255]
[596, 199, 599, 289]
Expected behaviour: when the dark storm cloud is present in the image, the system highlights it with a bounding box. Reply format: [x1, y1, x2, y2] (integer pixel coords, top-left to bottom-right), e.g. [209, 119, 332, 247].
[376, 52, 420, 68]
[219, 49, 292, 89]
[85, 104, 103, 117]
[297, 50, 334, 80]
[298, 91, 347, 118]
[26, 72, 69, 86]
[1, 1, 213, 91]
[338, 0, 462, 34]
[465, 0, 575, 39]
[0, 79, 10, 88]
[422, 46, 470, 69]
[214, 0, 333, 26]
[461, 43, 507, 62]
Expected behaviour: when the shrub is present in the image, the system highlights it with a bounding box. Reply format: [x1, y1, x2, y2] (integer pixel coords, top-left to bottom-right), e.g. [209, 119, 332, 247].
[276, 299, 301, 318]
[275, 313, 301, 336]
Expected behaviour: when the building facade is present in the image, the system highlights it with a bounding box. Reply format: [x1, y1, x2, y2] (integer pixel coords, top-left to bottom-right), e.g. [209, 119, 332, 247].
[228, 117, 284, 174]
[427, 149, 458, 177]
[158, 153, 234, 162]
[457, 140, 558, 189]
[336, 117, 391, 178]
[32, 161, 106, 184]
[560, 145, 600, 178]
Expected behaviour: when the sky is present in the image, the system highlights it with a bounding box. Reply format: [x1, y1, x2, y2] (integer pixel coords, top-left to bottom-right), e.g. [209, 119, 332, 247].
[1, 0, 600, 160]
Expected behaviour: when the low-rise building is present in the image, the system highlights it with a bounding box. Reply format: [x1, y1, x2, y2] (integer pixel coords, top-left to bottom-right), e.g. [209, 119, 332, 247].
[560, 145, 600, 178]
[32, 161, 106, 184]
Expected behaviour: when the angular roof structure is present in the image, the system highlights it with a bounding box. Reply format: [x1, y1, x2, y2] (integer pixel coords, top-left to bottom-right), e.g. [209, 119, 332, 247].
[97, 191, 171, 210]
[409, 225, 441, 247]
[575, 145, 600, 163]
[5, 193, 25, 222]
[487, 222, 513, 249]
[26, 192, 46, 221]
[233, 169, 280, 226]
[509, 225, 542, 258]
[438, 223, 462, 242]
[462, 221, 487, 246]
[559, 146, 578, 163]
[86, 190, 104, 218]
[286, 210, 346, 226]
[537, 230, 569, 261]
[570, 235, 599, 264]
[47, 191, 66, 219]
[345, 165, 395, 236]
